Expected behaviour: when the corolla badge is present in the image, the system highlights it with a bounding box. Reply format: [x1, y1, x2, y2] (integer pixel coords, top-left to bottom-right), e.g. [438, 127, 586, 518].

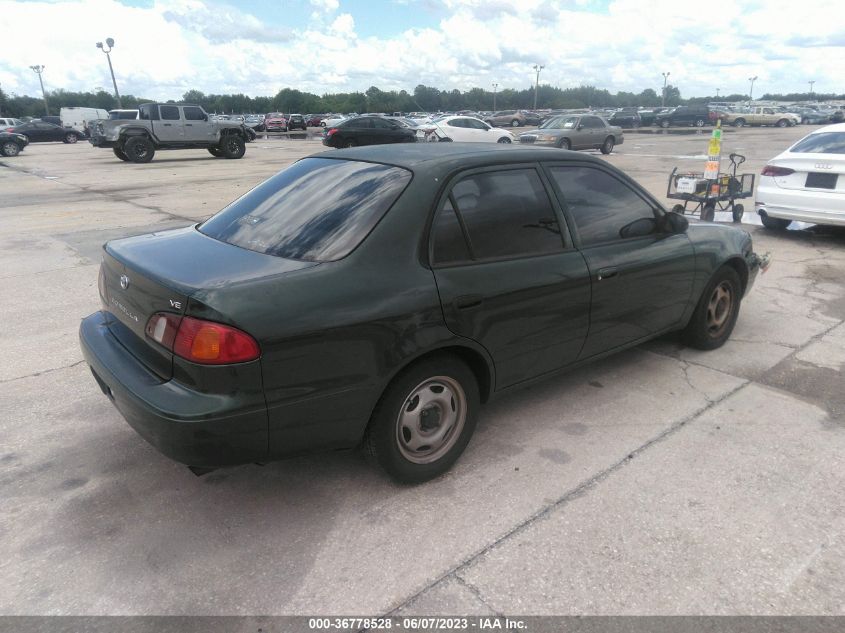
[814, 163, 832, 170]
[120, 274, 130, 290]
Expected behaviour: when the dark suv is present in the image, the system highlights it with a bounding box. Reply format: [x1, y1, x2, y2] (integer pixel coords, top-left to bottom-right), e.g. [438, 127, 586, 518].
[607, 110, 641, 128]
[653, 106, 711, 128]
[287, 114, 307, 131]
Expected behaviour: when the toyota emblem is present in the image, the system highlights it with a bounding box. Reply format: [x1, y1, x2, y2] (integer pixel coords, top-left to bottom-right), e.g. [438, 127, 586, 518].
[120, 274, 130, 290]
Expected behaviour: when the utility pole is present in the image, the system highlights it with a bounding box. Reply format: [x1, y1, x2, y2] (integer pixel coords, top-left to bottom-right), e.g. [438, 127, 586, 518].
[492, 82, 498, 111]
[532, 64, 544, 110]
[96, 38, 122, 108]
[30, 65, 49, 115]
[661, 71, 670, 107]
[748, 76, 758, 104]
[716, 88, 720, 98]
[808, 80, 815, 99]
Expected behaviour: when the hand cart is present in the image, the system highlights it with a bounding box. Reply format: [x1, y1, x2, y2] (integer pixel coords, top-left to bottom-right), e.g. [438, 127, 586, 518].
[666, 153, 755, 223]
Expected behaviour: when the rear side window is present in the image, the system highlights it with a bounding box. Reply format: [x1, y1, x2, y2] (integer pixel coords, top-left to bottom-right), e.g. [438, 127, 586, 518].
[199, 158, 412, 262]
[432, 168, 565, 264]
[790, 132, 845, 154]
[160, 106, 180, 120]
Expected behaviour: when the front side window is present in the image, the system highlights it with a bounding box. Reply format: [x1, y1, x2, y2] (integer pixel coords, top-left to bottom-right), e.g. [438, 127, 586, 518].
[549, 166, 659, 246]
[183, 107, 205, 121]
[432, 168, 565, 264]
[200, 158, 411, 262]
[159, 106, 180, 121]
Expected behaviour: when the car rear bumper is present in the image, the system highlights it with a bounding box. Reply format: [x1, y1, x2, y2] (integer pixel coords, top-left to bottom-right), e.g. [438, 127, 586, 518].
[757, 181, 845, 226]
[79, 310, 269, 468]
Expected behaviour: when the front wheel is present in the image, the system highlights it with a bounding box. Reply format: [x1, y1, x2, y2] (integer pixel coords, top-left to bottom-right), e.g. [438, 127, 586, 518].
[64, 132, 79, 144]
[1, 141, 21, 157]
[701, 202, 716, 222]
[733, 118, 746, 128]
[776, 119, 788, 128]
[732, 204, 744, 223]
[220, 135, 246, 158]
[364, 356, 479, 483]
[600, 136, 614, 154]
[497, 136, 512, 143]
[694, 118, 706, 127]
[558, 138, 571, 150]
[682, 266, 742, 350]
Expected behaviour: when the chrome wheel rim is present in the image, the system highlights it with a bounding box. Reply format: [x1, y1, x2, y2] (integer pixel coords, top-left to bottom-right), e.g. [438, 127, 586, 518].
[706, 281, 733, 337]
[395, 376, 466, 464]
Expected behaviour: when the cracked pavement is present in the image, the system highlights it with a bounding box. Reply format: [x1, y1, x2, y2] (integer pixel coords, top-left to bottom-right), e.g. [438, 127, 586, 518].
[1, 129, 844, 615]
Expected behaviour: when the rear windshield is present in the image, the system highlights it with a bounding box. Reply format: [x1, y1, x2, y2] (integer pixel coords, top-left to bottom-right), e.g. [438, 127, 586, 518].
[199, 158, 412, 262]
[790, 132, 845, 155]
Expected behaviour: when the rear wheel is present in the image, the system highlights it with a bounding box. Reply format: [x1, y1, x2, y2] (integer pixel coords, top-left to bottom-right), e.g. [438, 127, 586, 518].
[776, 119, 788, 128]
[511, 119, 520, 127]
[733, 118, 746, 128]
[701, 202, 716, 222]
[682, 266, 742, 350]
[112, 147, 130, 161]
[760, 212, 791, 230]
[64, 132, 79, 144]
[1, 141, 21, 157]
[221, 134, 246, 159]
[600, 136, 615, 154]
[694, 118, 706, 127]
[123, 136, 155, 163]
[364, 355, 479, 483]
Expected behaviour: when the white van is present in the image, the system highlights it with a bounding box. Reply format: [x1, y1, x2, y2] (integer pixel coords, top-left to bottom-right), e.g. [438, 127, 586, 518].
[60, 107, 109, 136]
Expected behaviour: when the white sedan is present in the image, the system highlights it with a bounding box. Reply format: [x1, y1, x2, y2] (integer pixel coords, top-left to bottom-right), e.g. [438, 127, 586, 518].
[428, 115, 516, 143]
[756, 122, 845, 229]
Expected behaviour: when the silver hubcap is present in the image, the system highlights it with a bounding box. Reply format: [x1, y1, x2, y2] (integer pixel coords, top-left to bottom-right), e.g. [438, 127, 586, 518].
[706, 282, 733, 336]
[396, 376, 466, 464]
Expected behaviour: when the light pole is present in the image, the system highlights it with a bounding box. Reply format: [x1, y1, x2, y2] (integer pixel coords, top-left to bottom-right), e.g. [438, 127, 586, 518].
[96, 38, 122, 108]
[808, 80, 815, 99]
[492, 82, 498, 111]
[30, 65, 49, 115]
[748, 75, 758, 104]
[716, 88, 720, 98]
[661, 71, 670, 107]
[532, 64, 544, 110]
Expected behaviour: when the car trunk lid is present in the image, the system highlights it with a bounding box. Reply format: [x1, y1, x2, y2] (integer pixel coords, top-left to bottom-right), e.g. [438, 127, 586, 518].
[770, 156, 845, 193]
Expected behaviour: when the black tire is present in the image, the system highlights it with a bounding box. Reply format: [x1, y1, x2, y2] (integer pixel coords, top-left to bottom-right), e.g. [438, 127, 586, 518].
[671, 204, 685, 214]
[511, 119, 520, 127]
[63, 132, 79, 144]
[558, 138, 571, 150]
[343, 139, 357, 148]
[112, 147, 130, 161]
[363, 355, 479, 483]
[220, 134, 246, 159]
[600, 136, 615, 154]
[661, 120, 671, 128]
[682, 266, 742, 350]
[733, 118, 746, 128]
[776, 119, 788, 128]
[497, 136, 512, 143]
[208, 147, 225, 157]
[1, 141, 21, 157]
[760, 212, 791, 230]
[123, 136, 155, 163]
[694, 118, 706, 127]
[731, 203, 744, 223]
[701, 202, 716, 222]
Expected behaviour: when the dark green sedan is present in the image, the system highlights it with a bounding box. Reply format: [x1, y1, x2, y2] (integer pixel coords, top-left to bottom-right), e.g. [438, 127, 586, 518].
[80, 144, 767, 483]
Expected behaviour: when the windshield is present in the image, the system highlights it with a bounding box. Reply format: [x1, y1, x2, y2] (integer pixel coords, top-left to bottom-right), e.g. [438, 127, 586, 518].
[199, 158, 412, 262]
[790, 132, 845, 155]
[540, 116, 577, 130]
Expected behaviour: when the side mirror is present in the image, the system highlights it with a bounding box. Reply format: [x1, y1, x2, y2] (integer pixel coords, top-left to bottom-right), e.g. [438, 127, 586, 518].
[661, 211, 689, 234]
[619, 217, 658, 239]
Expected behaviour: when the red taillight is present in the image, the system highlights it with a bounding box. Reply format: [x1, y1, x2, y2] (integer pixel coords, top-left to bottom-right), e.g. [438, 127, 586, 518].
[145, 314, 259, 364]
[327, 128, 337, 137]
[761, 165, 795, 177]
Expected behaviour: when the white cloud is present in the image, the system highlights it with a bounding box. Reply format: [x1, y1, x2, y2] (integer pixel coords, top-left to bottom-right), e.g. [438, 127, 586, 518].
[0, 0, 842, 102]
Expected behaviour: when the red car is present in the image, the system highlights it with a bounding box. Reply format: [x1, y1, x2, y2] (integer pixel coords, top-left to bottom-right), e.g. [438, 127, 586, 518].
[264, 113, 288, 132]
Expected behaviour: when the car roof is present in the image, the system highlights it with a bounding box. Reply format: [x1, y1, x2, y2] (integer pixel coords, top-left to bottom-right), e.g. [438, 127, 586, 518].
[313, 143, 608, 170]
[812, 122, 845, 134]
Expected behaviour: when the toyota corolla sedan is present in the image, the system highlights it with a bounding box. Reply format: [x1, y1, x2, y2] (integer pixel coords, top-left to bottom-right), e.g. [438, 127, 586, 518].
[756, 122, 845, 229]
[80, 144, 767, 483]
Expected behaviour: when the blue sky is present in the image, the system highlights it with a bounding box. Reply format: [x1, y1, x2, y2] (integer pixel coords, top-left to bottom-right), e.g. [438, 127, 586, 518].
[0, 0, 842, 101]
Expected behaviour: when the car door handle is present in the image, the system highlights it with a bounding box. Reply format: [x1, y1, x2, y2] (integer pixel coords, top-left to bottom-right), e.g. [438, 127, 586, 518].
[597, 267, 618, 281]
[454, 295, 483, 310]
[162, 123, 172, 126]
[185, 123, 193, 126]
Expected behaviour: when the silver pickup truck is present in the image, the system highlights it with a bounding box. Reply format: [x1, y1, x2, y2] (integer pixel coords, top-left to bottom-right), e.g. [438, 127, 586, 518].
[88, 102, 248, 162]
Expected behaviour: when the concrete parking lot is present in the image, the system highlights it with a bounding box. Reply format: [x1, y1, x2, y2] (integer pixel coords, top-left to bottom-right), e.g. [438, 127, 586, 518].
[1, 127, 844, 616]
